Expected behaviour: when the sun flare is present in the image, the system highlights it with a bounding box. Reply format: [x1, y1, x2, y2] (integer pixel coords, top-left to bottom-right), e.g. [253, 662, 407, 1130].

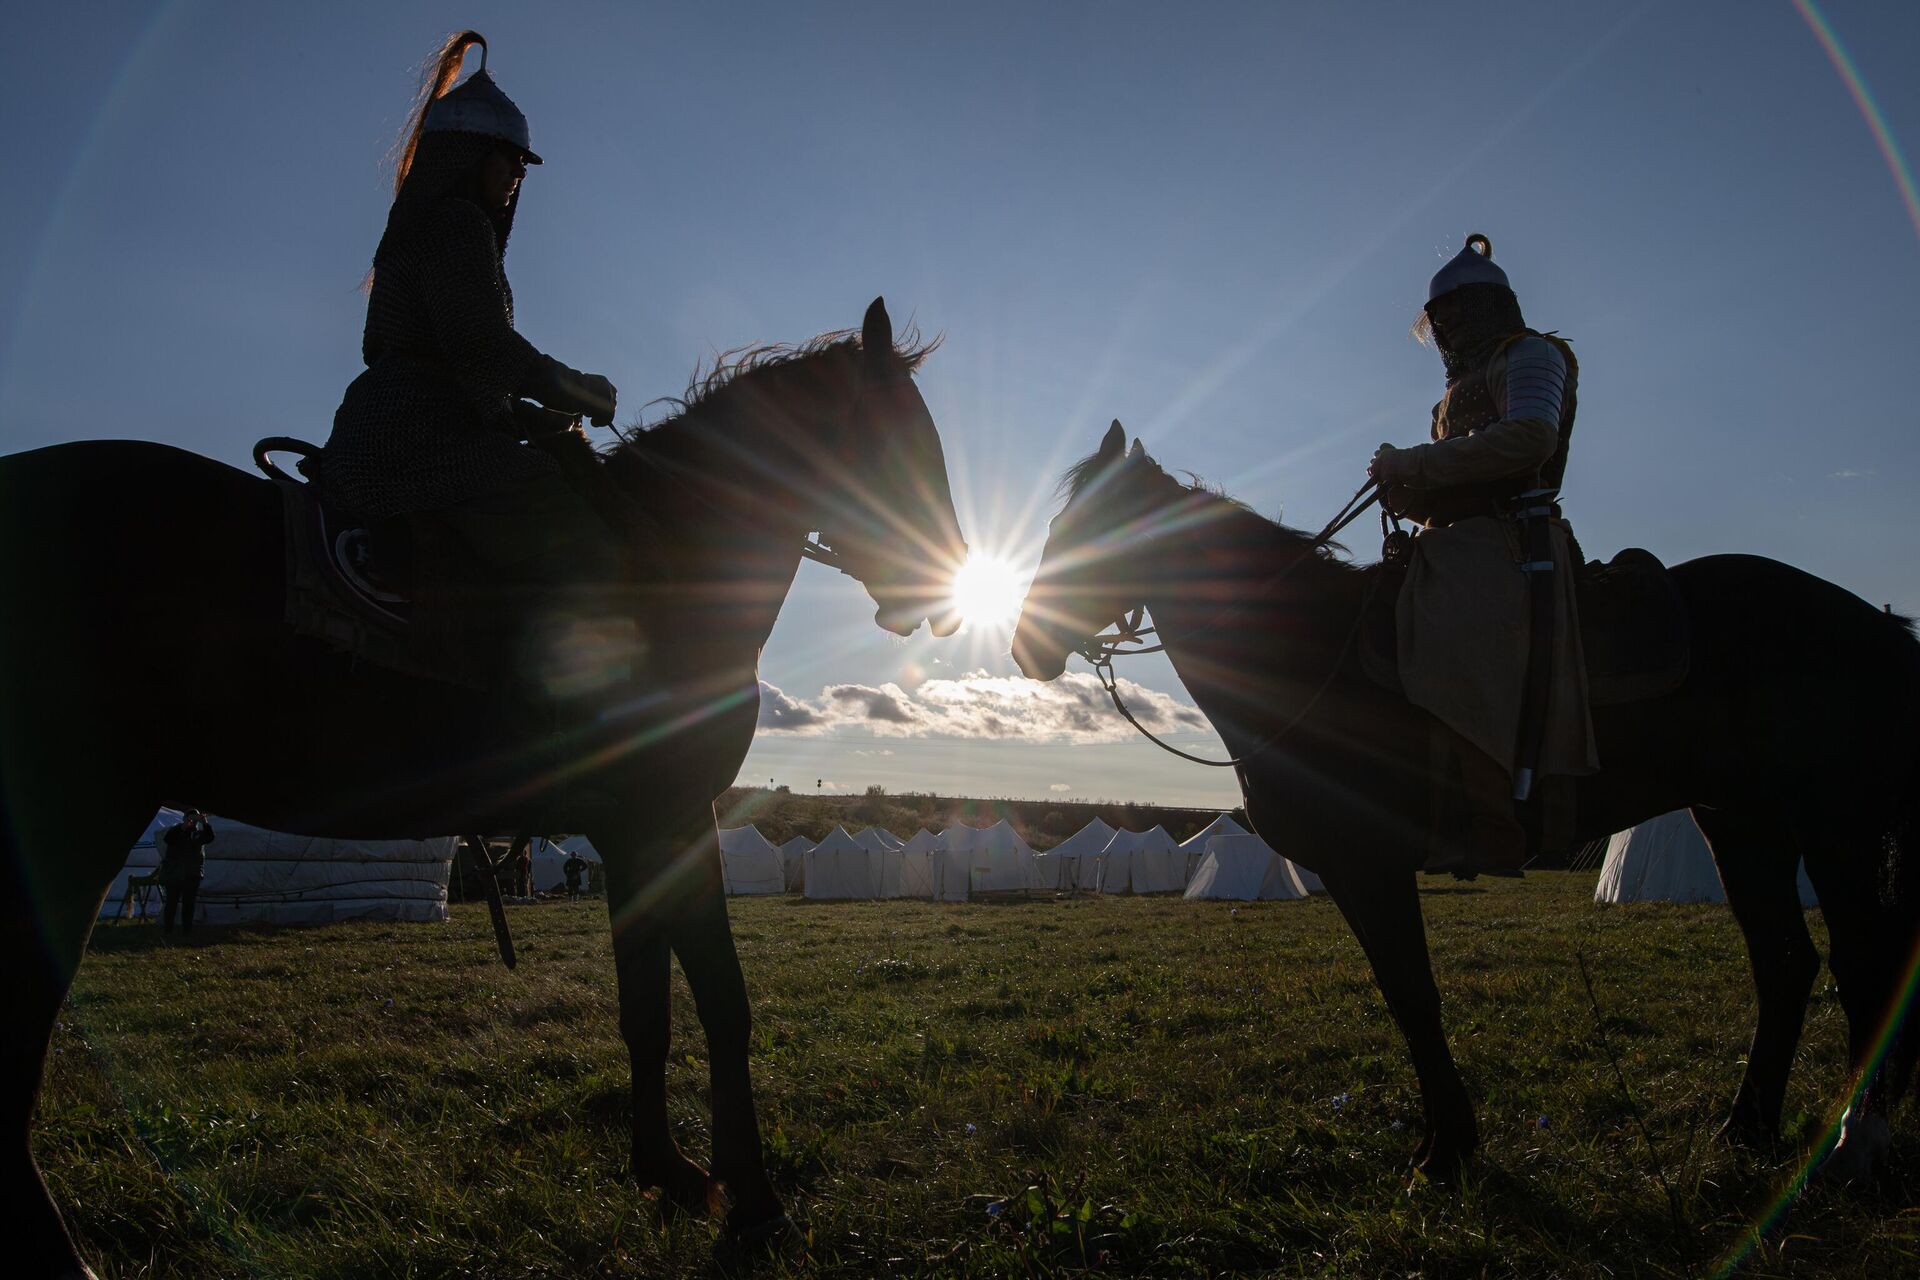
[948, 552, 1027, 631]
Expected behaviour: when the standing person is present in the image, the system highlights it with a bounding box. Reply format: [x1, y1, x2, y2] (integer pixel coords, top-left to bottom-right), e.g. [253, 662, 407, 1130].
[509, 834, 534, 898]
[562, 850, 588, 901]
[159, 809, 215, 935]
[1368, 234, 1597, 874]
[321, 30, 629, 701]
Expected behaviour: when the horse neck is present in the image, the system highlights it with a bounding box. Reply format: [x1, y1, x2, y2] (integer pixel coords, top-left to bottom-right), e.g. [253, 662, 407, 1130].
[1132, 486, 1363, 742]
[616, 361, 848, 652]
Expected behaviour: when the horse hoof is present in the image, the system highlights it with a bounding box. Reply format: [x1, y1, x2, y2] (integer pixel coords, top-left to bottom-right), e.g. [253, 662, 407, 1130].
[1715, 1113, 1777, 1150]
[641, 1159, 715, 1221]
[1815, 1107, 1891, 1186]
[727, 1211, 796, 1251]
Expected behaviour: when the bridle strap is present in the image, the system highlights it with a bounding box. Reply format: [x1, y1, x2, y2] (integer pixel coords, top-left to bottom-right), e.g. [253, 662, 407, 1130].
[1078, 475, 1384, 768]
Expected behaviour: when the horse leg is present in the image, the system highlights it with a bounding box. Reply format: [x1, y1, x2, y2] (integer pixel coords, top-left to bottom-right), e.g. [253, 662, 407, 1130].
[666, 825, 786, 1239]
[1800, 838, 1898, 1183]
[1692, 806, 1821, 1147]
[2, 798, 149, 1280]
[1321, 866, 1477, 1180]
[599, 839, 712, 1217]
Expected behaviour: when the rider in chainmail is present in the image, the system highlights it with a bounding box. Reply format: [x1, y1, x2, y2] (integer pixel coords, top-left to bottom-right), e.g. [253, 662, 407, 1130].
[323, 32, 629, 704]
[1367, 235, 1598, 874]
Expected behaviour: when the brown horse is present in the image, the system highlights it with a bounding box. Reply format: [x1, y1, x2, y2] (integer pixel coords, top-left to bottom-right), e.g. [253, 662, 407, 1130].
[1013, 421, 1918, 1188]
[0, 298, 966, 1275]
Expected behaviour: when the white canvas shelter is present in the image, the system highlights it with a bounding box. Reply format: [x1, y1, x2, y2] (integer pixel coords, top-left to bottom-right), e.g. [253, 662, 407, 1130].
[933, 821, 1036, 900]
[1595, 810, 1818, 906]
[897, 829, 940, 898]
[1031, 817, 1116, 891]
[1178, 814, 1247, 882]
[1287, 860, 1325, 895]
[851, 827, 897, 853]
[778, 836, 813, 892]
[1095, 826, 1184, 894]
[1184, 835, 1309, 901]
[804, 826, 881, 900]
[530, 835, 601, 893]
[718, 826, 786, 896]
[105, 809, 455, 926]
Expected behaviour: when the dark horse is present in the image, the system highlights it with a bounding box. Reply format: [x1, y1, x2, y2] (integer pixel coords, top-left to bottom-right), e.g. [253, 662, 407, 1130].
[1013, 421, 1918, 1187]
[0, 298, 966, 1275]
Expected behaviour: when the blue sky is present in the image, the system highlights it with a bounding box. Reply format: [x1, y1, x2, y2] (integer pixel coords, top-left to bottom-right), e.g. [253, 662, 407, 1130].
[3, 2, 1916, 808]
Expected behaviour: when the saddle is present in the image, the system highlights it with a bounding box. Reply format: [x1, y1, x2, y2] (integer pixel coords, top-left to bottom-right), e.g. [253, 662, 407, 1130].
[261, 438, 493, 690]
[1359, 546, 1690, 707]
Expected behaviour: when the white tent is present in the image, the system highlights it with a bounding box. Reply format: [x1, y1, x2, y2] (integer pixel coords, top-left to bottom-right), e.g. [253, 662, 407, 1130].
[1596, 810, 1818, 906]
[718, 826, 786, 896]
[530, 835, 600, 893]
[1286, 859, 1325, 895]
[1031, 818, 1116, 891]
[1178, 814, 1247, 882]
[804, 826, 880, 900]
[778, 836, 813, 892]
[897, 829, 940, 898]
[1184, 834, 1309, 901]
[933, 821, 1035, 900]
[851, 827, 896, 853]
[1096, 826, 1184, 894]
[105, 809, 455, 926]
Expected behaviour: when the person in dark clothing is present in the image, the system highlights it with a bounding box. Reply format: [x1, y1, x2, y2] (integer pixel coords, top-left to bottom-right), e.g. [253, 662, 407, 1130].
[321, 31, 629, 704]
[159, 809, 214, 934]
[562, 851, 587, 900]
[509, 834, 533, 898]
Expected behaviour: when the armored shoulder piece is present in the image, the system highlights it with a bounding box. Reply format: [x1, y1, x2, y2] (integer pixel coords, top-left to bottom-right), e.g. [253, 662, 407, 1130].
[1501, 335, 1567, 427]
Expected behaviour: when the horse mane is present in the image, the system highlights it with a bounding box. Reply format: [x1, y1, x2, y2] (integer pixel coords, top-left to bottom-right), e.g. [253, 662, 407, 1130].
[609, 326, 939, 462]
[1058, 443, 1359, 571]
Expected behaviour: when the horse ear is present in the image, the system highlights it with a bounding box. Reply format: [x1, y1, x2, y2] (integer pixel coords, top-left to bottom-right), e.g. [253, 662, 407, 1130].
[1099, 420, 1125, 461]
[1127, 438, 1145, 459]
[862, 297, 891, 367]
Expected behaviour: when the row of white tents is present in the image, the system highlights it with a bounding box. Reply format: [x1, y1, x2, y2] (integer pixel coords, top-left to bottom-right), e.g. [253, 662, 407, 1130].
[101, 804, 1774, 930]
[734, 814, 1325, 903]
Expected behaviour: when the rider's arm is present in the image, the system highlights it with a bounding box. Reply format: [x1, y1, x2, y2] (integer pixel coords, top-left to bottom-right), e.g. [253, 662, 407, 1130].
[418, 200, 543, 427]
[1389, 337, 1566, 488]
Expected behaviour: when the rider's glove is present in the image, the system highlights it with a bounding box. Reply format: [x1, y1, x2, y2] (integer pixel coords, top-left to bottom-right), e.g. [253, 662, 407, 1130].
[1368, 442, 1409, 483]
[522, 355, 618, 428]
[511, 399, 581, 441]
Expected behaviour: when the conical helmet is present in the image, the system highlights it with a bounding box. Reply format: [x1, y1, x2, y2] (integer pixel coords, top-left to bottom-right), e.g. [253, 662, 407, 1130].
[1427, 233, 1508, 301]
[423, 38, 541, 164]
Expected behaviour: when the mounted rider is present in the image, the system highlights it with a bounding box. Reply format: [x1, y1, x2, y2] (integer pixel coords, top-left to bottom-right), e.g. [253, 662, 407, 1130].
[322, 31, 630, 700]
[1368, 234, 1597, 872]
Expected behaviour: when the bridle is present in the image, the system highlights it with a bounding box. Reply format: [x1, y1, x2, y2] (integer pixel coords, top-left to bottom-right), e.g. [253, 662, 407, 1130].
[1071, 475, 1389, 768]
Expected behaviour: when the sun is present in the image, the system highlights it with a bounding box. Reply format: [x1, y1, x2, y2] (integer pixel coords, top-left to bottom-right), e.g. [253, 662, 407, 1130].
[948, 552, 1027, 631]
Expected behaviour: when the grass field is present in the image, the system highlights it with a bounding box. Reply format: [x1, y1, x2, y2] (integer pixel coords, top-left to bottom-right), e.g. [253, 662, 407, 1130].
[39, 874, 1918, 1278]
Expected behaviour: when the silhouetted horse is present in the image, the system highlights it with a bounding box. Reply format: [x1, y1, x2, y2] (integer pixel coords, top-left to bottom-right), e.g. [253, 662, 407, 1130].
[0, 298, 966, 1274]
[1013, 421, 1917, 1187]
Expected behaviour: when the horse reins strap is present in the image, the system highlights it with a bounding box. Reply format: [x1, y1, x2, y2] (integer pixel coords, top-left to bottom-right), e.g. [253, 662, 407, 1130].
[1094, 566, 1386, 768]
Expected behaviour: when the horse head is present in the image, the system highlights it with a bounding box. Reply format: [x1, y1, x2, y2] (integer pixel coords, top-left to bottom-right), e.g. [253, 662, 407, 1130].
[1013, 420, 1176, 680]
[812, 297, 967, 637]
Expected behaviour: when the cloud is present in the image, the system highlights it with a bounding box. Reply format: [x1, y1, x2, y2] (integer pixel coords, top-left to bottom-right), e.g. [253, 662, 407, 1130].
[853, 748, 896, 757]
[1829, 468, 1874, 480]
[1049, 783, 1072, 792]
[757, 682, 824, 730]
[757, 671, 1210, 745]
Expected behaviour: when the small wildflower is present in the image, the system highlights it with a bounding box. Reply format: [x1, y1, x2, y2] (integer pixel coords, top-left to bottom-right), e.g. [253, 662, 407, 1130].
[1535, 1115, 1550, 1129]
[986, 1199, 1004, 1217]
[1331, 1092, 1350, 1111]
[965, 1122, 978, 1136]
[1390, 1119, 1404, 1132]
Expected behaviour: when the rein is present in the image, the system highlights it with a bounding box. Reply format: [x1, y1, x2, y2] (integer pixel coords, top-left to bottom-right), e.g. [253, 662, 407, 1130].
[1078, 476, 1386, 769]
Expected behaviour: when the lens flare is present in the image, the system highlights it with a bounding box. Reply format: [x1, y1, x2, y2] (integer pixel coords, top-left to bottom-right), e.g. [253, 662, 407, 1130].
[948, 552, 1026, 631]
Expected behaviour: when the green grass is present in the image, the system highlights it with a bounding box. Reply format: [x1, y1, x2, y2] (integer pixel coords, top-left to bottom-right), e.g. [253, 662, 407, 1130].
[39, 874, 1918, 1278]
